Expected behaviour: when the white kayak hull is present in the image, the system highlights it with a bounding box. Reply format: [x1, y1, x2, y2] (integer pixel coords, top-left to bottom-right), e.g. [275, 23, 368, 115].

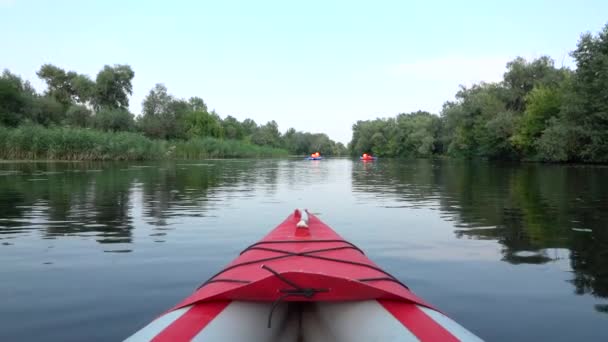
[126, 300, 482, 341]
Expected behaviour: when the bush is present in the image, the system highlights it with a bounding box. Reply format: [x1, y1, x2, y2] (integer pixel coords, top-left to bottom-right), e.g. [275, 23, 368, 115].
[536, 118, 579, 162]
[65, 105, 92, 127]
[92, 108, 135, 132]
[28, 96, 65, 126]
[173, 137, 288, 159]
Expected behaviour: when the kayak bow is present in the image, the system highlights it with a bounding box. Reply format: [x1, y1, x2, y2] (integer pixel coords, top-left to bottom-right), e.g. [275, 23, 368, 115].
[125, 210, 482, 341]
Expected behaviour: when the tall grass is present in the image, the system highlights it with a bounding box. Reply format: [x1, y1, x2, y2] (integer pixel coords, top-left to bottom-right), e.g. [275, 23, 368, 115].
[0, 125, 288, 160]
[0, 125, 166, 160]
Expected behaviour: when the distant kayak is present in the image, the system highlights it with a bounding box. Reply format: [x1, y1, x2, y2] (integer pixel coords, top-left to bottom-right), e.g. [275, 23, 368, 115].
[307, 152, 322, 160]
[125, 210, 483, 341]
[360, 153, 377, 161]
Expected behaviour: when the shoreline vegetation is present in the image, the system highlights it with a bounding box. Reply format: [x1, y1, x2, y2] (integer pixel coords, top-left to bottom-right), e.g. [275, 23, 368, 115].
[2, 24, 608, 162]
[349, 24, 608, 163]
[0, 64, 346, 161]
[0, 125, 288, 160]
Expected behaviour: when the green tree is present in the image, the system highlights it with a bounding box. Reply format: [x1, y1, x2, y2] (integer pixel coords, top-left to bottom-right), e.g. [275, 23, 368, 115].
[350, 119, 385, 156]
[536, 118, 579, 162]
[479, 111, 519, 158]
[282, 128, 312, 155]
[561, 23, 608, 161]
[394, 112, 440, 157]
[184, 110, 223, 138]
[188, 97, 208, 112]
[142, 83, 173, 117]
[140, 83, 173, 139]
[139, 84, 188, 139]
[251, 121, 281, 147]
[70, 74, 96, 105]
[65, 105, 92, 127]
[36, 64, 75, 107]
[29, 96, 65, 126]
[241, 118, 258, 138]
[502, 56, 566, 112]
[333, 142, 348, 156]
[439, 84, 507, 157]
[309, 133, 335, 155]
[0, 70, 32, 126]
[94, 64, 134, 110]
[37, 64, 95, 107]
[222, 115, 244, 140]
[512, 84, 565, 155]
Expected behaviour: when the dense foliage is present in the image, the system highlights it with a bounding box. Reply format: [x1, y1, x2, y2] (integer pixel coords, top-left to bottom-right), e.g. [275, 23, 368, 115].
[136, 84, 347, 156]
[0, 65, 345, 160]
[350, 24, 608, 163]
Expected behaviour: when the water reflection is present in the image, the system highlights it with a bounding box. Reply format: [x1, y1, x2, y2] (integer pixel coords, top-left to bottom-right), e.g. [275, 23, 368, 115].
[4, 159, 604, 305]
[1, 158, 607, 342]
[0, 160, 281, 249]
[351, 159, 608, 313]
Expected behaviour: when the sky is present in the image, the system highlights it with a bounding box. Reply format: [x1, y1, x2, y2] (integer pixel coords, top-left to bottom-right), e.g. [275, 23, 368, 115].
[1, 0, 607, 143]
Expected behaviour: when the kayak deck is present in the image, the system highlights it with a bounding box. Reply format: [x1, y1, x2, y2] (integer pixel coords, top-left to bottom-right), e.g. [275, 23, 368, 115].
[170, 210, 430, 308]
[125, 210, 483, 341]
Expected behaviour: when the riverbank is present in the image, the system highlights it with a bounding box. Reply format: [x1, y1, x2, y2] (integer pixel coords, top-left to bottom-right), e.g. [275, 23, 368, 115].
[0, 125, 288, 160]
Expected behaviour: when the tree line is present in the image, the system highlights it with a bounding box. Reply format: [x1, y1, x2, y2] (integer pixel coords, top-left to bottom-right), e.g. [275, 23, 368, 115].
[0, 65, 347, 156]
[3, 23, 608, 162]
[350, 23, 608, 163]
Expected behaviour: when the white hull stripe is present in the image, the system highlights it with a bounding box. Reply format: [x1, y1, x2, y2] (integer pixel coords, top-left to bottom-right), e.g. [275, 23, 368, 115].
[418, 306, 483, 342]
[124, 306, 191, 342]
[124, 301, 483, 341]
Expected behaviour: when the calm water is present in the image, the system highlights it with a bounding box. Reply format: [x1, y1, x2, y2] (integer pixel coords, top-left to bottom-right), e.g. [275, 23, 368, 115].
[0, 159, 607, 341]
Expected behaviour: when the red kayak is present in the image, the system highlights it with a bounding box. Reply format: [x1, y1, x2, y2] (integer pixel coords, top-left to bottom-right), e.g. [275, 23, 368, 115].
[125, 210, 482, 341]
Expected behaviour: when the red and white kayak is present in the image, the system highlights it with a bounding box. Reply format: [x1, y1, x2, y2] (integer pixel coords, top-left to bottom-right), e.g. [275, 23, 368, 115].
[125, 210, 483, 341]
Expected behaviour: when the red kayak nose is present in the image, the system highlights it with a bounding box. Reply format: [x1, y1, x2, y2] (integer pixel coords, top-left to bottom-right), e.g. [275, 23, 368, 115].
[170, 210, 434, 311]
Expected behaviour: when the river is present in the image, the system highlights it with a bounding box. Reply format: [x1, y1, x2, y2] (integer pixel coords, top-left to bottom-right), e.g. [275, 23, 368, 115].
[0, 159, 607, 341]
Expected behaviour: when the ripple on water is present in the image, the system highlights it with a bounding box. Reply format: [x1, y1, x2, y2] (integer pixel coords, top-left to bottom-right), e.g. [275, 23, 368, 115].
[177, 163, 214, 166]
[97, 238, 132, 244]
[83, 224, 107, 228]
[512, 250, 542, 258]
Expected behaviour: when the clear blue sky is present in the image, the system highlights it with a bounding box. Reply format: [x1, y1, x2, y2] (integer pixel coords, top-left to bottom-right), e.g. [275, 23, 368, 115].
[1, 0, 606, 143]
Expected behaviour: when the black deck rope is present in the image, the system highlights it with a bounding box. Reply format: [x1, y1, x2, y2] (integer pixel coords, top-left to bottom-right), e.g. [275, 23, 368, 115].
[262, 265, 329, 328]
[196, 238, 409, 292]
[266, 293, 291, 329]
[244, 245, 359, 257]
[357, 277, 408, 286]
[197, 242, 360, 289]
[240, 239, 365, 255]
[204, 279, 251, 285]
[245, 245, 407, 288]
